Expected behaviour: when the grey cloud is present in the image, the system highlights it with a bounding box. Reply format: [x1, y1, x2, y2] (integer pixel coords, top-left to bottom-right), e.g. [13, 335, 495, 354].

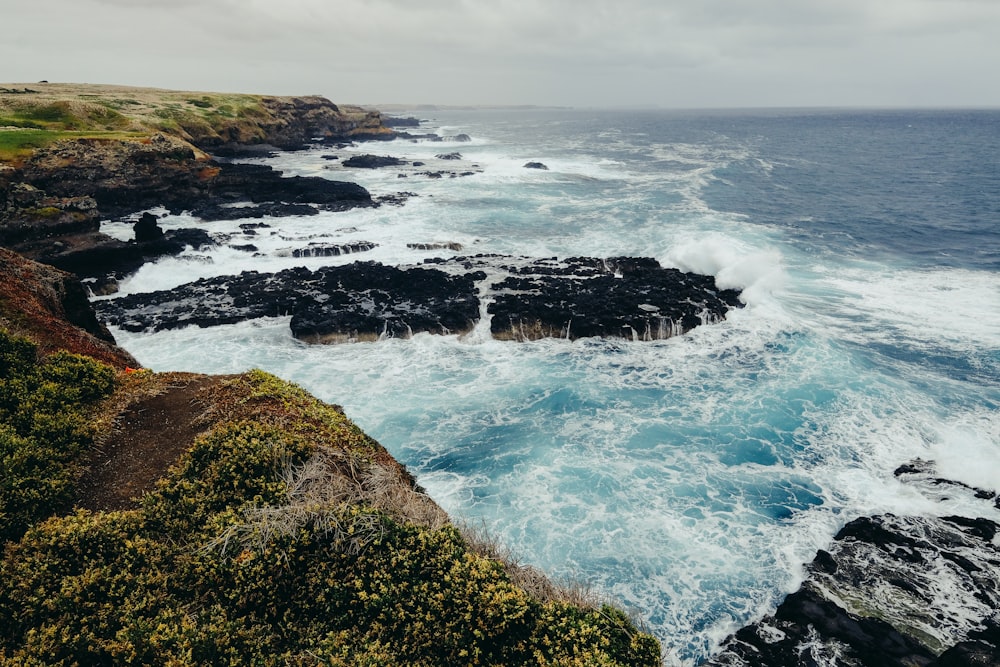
[3, 0, 999, 107]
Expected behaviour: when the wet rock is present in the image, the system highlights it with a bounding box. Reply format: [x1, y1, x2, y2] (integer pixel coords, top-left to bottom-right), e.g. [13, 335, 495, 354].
[407, 242, 464, 252]
[290, 241, 378, 258]
[289, 263, 480, 343]
[435, 152, 462, 160]
[133, 213, 164, 243]
[95, 261, 480, 343]
[189, 202, 318, 221]
[707, 513, 1000, 666]
[94, 256, 743, 344]
[523, 162, 549, 170]
[487, 256, 741, 341]
[341, 154, 406, 169]
[207, 163, 371, 211]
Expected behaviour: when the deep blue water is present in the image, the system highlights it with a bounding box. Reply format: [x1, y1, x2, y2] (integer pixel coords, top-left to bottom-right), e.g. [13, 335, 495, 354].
[106, 108, 1000, 665]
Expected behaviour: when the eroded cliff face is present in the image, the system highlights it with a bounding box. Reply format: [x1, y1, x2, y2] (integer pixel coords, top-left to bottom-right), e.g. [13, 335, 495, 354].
[17, 133, 215, 216]
[0, 85, 390, 261]
[0, 87, 389, 284]
[0, 247, 137, 368]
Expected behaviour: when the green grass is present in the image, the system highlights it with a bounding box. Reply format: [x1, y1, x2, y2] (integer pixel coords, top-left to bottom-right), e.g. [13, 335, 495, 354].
[0, 128, 149, 161]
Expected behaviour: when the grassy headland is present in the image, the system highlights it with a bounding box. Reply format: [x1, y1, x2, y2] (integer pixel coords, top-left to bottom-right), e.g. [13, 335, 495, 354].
[0, 82, 390, 163]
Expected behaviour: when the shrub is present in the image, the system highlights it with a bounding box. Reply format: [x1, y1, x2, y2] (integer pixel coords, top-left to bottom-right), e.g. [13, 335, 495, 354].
[0, 360, 660, 664]
[0, 331, 117, 542]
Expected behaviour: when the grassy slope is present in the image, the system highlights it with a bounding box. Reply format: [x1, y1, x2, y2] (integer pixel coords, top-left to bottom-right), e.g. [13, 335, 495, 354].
[0, 82, 378, 163]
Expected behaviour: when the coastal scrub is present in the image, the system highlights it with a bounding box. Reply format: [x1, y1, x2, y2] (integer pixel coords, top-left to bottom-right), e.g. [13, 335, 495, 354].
[0, 349, 661, 665]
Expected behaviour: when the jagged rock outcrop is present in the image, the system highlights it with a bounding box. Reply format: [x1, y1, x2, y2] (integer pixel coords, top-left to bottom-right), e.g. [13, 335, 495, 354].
[93, 262, 482, 342]
[481, 256, 741, 341]
[94, 256, 742, 344]
[706, 466, 1000, 667]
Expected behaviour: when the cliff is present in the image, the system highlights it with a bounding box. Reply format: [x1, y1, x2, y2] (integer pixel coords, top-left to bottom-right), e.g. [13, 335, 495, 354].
[0, 84, 388, 277]
[0, 250, 661, 665]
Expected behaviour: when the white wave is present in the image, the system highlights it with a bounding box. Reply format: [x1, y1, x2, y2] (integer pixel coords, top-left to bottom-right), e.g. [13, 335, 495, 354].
[662, 232, 788, 309]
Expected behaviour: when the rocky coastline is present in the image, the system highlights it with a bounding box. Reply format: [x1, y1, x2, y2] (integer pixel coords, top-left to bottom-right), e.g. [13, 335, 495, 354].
[3, 84, 999, 666]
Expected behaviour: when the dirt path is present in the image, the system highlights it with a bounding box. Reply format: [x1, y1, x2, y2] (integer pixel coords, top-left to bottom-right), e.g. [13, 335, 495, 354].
[76, 374, 226, 512]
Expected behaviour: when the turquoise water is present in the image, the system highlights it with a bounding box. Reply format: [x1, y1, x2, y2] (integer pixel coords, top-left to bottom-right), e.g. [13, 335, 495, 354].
[106, 109, 1000, 664]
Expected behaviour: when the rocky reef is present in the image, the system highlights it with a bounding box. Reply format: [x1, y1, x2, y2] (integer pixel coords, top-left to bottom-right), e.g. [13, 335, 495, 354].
[94, 255, 742, 343]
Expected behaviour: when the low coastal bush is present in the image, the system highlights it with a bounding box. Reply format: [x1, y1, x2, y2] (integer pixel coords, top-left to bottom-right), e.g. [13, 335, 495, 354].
[0, 330, 116, 542]
[0, 363, 660, 665]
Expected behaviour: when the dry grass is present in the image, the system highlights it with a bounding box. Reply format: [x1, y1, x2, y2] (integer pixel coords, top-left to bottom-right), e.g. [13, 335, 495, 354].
[205, 445, 449, 558]
[456, 519, 607, 610]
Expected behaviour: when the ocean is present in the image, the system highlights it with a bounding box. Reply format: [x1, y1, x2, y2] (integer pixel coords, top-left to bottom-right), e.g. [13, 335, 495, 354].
[100, 108, 1000, 665]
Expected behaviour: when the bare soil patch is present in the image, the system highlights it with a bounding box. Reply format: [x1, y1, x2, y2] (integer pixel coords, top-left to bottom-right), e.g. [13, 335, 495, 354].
[76, 374, 227, 512]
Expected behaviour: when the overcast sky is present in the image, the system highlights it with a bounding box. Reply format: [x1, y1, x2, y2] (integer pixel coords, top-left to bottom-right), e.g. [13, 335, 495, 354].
[5, 0, 1000, 108]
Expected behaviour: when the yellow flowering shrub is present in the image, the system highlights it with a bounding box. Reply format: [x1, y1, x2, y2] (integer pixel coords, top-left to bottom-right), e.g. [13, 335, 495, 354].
[0, 353, 661, 665]
[0, 331, 116, 542]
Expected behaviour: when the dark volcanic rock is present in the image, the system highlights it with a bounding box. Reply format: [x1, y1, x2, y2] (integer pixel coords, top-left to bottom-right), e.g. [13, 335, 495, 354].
[707, 513, 1000, 666]
[487, 257, 741, 341]
[207, 163, 371, 211]
[289, 263, 480, 343]
[435, 152, 462, 160]
[133, 213, 164, 243]
[94, 255, 742, 344]
[523, 162, 549, 170]
[291, 241, 378, 258]
[95, 262, 480, 343]
[189, 202, 318, 221]
[341, 154, 406, 169]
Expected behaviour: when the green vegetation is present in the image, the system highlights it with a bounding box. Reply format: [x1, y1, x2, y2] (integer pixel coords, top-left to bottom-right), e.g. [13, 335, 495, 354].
[0, 331, 116, 543]
[0, 100, 131, 132]
[0, 346, 660, 665]
[0, 128, 147, 161]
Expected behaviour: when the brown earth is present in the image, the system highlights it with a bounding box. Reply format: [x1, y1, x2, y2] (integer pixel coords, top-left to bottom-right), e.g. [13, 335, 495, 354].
[76, 373, 226, 512]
